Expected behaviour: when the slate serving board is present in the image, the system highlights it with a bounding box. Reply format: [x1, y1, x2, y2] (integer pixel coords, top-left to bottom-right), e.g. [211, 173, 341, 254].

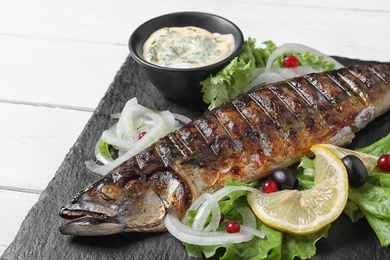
[2, 55, 390, 260]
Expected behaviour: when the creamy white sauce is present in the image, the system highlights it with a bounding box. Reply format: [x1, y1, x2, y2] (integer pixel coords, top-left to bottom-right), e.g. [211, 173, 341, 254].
[143, 26, 235, 68]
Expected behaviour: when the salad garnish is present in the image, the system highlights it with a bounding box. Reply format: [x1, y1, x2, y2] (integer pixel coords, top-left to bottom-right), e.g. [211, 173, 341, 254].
[170, 135, 390, 259]
[85, 38, 389, 259]
[201, 38, 344, 110]
[85, 97, 191, 175]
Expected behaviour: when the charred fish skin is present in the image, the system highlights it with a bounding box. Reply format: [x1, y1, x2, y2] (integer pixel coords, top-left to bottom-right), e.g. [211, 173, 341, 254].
[59, 63, 390, 235]
[173, 63, 390, 196]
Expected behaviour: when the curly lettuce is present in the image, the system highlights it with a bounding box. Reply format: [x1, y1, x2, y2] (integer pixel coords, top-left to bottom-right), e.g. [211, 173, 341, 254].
[183, 179, 329, 260]
[298, 133, 390, 247]
[201, 38, 336, 110]
[183, 134, 390, 259]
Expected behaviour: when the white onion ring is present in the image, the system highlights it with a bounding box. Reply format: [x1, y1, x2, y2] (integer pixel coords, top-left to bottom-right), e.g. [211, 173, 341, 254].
[164, 185, 264, 246]
[86, 97, 192, 175]
[165, 213, 254, 246]
[244, 43, 344, 92]
[265, 43, 344, 73]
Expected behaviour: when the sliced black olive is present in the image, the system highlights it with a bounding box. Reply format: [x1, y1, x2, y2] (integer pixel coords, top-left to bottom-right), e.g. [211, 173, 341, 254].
[271, 168, 298, 190]
[341, 155, 367, 187]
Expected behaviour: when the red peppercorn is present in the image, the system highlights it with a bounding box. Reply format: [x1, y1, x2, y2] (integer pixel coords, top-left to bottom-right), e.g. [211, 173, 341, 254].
[283, 55, 299, 68]
[262, 180, 278, 193]
[377, 154, 390, 172]
[226, 221, 240, 233]
[138, 131, 146, 140]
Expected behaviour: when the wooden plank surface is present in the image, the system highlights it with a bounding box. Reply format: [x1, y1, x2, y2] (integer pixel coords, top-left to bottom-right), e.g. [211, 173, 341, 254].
[0, 190, 41, 254]
[0, 103, 93, 192]
[1, 0, 389, 257]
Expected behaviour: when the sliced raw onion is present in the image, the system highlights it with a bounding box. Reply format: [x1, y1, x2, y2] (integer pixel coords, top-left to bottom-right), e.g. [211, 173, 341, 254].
[244, 43, 344, 92]
[245, 72, 285, 91]
[164, 213, 254, 246]
[188, 186, 260, 232]
[164, 185, 264, 246]
[265, 43, 344, 73]
[86, 97, 191, 175]
[191, 196, 220, 232]
[237, 207, 265, 238]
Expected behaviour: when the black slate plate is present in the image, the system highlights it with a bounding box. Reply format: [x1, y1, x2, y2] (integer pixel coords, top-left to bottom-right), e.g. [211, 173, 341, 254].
[1, 56, 390, 260]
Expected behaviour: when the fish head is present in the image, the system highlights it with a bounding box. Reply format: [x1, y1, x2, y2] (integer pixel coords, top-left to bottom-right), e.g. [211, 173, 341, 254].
[59, 170, 187, 236]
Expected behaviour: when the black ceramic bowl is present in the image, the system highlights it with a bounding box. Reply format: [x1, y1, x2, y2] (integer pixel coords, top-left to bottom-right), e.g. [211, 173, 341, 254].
[129, 12, 244, 104]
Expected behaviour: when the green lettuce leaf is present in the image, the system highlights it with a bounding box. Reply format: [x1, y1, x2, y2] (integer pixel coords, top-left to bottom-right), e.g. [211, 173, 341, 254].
[182, 179, 328, 260]
[343, 200, 365, 222]
[98, 141, 114, 159]
[201, 54, 253, 110]
[348, 183, 390, 247]
[282, 226, 329, 260]
[297, 133, 390, 247]
[357, 133, 390, 156]
[184, 134, 390, 259]
[296, 157, 315, 190]
[365, 213, 390, 247]
[201, 38, 276, 110]
[201, 38, 336, 110]
[272, 51, 335, 71]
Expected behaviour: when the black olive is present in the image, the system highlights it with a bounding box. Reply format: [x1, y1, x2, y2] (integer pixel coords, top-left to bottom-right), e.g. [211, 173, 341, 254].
[271, 168, 298, 190]
[341, 155, 367, 187]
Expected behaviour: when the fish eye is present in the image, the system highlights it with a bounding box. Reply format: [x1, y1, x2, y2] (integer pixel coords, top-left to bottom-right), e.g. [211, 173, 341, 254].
[99, 184, 121, 201]
[99, 190, 114, 201]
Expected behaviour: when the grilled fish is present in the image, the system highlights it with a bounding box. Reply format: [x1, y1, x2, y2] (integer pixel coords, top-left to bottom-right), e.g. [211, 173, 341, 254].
[59, 63, 390, 236]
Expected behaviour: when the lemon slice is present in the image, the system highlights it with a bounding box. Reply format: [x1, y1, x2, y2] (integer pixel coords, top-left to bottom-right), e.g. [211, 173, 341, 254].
[318, 143, 379, 172]
[248, 145, 349, 235]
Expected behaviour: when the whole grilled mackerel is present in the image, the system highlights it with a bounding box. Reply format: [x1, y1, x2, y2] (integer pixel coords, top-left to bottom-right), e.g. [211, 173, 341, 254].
[59, 63, 390, 236]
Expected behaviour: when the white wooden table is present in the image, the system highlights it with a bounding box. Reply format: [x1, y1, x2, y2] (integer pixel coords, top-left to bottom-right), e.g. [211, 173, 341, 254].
[1, 0, 389, 256]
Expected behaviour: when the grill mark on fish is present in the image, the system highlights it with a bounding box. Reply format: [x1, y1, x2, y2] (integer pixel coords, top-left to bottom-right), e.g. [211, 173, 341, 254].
[191, 114, 229, 157]
[307, 72, 366, 122]
[135, 146, 164, 175]
[290, 77, 345, 135]
[235, 93, 285, 159]
[213, 105, 246, 151]
[368, 66, 387, 83]
[229, 98, 269, 149]
[154, 137, 177, 167]
[304, 74, 339, 111]
[174, 124, 215, 167]
[248, 92, 280, 128]
[174, 124, 207, 155]
[111, 159, 141, 187]
[230, 98, 273, 154]
[270, 84, 322, 133]
[261, 88, 301, 143]
[348, 68, 370, 87]
[268, 86, 301, 123]
[167, 134, 190, 157]
[286, 79, 327, 127]
[327, 74, 355, 100]
[59, 63, 390, 236]
[336, 72, 370, 106]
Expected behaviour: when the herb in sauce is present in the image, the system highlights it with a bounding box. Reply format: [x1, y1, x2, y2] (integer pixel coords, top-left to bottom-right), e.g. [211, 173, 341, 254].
[143, 26, 235, 68]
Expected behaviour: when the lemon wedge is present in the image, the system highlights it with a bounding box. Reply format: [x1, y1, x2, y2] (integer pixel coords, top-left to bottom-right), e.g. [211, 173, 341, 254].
[248, 145, 349, 235]
[317, 143, 379, 172]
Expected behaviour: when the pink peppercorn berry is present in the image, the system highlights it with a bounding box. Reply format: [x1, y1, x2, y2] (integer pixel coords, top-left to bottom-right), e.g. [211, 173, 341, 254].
[262, 180, 279, 193]
[138, 131, 146, 140]
[226, 221, 240, 233]
[283, 55, 299, 68]
[377, 154, 390, 172]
